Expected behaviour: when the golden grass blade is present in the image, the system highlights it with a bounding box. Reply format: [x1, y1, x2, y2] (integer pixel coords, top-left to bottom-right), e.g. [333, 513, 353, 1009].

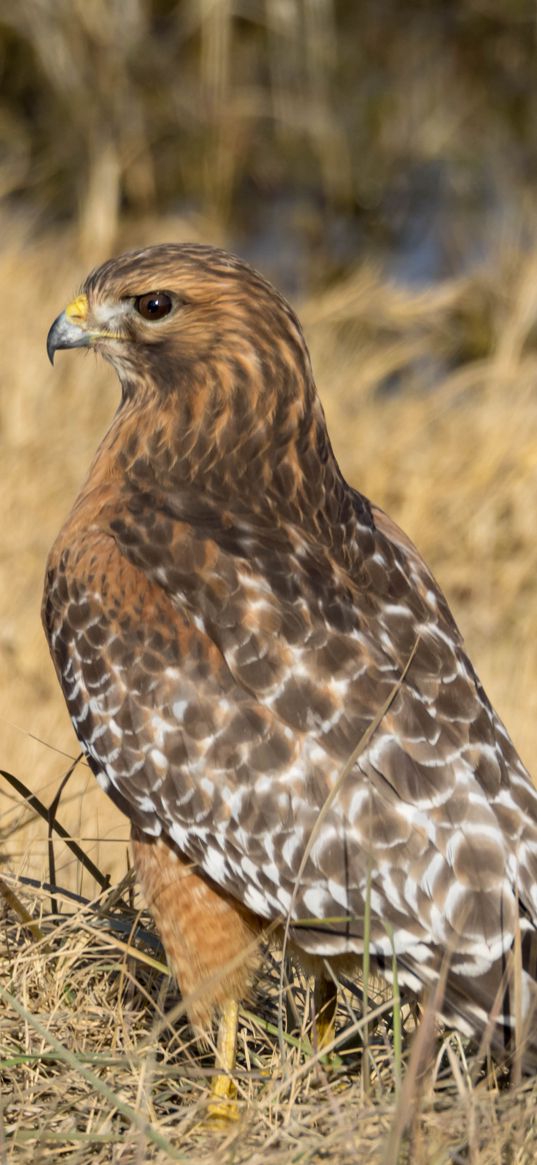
[0, 983, 186, 1161]
[0, 876, 46, 944]
[74, 917, 169, 977]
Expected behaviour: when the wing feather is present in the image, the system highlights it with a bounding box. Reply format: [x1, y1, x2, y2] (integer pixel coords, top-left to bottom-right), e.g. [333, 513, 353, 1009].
[43, 484, 537, 1056]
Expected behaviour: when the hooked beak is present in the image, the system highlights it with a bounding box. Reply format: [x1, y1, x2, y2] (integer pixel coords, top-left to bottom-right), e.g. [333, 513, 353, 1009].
[47, 294, 91, 365]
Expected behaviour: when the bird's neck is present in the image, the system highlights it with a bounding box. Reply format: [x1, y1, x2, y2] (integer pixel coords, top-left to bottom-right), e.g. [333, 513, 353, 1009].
[85, 370, 362, 554]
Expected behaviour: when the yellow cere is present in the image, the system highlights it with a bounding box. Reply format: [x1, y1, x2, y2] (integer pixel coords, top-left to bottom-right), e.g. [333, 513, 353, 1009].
[65, 294, 88, 323]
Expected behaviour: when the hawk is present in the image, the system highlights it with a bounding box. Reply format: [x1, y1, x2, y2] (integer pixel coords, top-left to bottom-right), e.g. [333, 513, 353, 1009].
[44, 244, 537, 1109]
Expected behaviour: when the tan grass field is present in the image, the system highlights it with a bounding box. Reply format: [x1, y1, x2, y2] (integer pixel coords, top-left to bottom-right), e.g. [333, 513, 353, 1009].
[2, 215, 537, 1162]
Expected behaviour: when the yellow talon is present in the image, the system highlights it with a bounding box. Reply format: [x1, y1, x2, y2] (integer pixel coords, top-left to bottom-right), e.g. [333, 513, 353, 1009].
[207, 998, 240, 1122]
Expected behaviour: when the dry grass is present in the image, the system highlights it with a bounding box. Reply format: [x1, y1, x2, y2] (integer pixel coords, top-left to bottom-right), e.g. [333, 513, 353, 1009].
[2, 213, 537, 1160]
[3, 874, 537, 1163]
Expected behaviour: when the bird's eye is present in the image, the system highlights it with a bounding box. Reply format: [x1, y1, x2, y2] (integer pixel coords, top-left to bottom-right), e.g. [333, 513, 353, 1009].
[134, 292, 173, 321]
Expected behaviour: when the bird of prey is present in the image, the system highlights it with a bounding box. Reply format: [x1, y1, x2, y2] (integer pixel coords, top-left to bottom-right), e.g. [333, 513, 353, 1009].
[44, 244, 537, 1111]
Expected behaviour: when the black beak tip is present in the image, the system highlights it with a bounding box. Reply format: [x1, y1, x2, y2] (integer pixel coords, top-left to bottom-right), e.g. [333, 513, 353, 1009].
[46, 312, 91, 365]
[46, 319, 59, 366]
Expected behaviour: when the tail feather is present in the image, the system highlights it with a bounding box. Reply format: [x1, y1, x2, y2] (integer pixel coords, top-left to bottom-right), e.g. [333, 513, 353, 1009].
[432, 937, 537, 1072]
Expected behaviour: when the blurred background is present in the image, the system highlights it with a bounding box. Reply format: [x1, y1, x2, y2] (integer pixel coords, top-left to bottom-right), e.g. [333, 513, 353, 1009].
[2, 0, 537, 894]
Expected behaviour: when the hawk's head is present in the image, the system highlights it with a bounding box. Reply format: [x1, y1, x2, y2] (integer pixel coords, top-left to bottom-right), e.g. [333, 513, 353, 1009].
[46, 243, 342, 509]
[47, 243, 312, 399]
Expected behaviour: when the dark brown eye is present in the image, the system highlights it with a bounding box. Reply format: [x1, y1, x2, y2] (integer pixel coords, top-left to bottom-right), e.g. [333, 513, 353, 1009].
[134, 291, 173, 321]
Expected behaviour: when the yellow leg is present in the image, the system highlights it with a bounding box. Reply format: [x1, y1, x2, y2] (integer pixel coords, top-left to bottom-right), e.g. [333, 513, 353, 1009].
[314, 973, 338, 1051]
[208, 998, 240, 1121]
